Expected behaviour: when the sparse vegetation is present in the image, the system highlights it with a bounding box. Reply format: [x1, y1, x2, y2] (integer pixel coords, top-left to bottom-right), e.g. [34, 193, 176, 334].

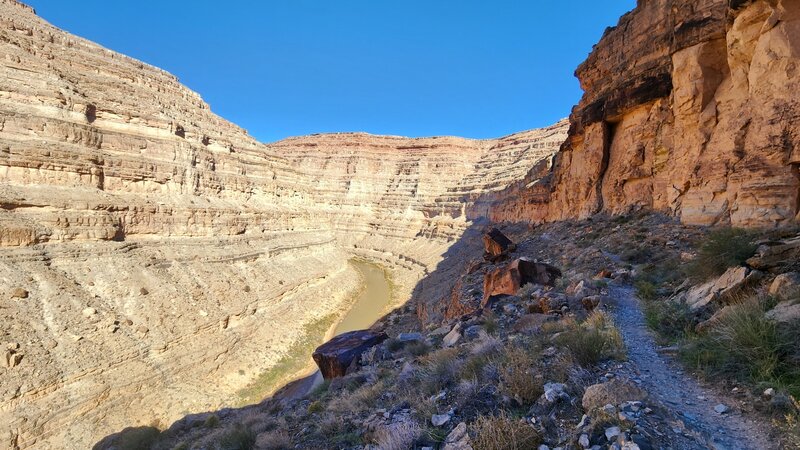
[499, 343, 543, 406]
[216, 424, 256, 450]
[680, 296, 800, 398]
[471, 412, 542, 450]
[555, 311, 625, 366]
[372, 422, 422, 450]
[112, 427, 161, 450]
[688, 228, 758, 281]
[643, 299, 694, 344]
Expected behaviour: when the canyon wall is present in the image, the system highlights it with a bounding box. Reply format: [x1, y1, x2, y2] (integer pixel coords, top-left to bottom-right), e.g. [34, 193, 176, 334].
[0, 1, 566, 448]
[491, 0, 800, 227]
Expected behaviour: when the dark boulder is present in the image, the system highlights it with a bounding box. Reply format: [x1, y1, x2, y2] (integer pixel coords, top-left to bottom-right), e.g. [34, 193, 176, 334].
[483, 228, 517, 261]
[312, 330, 388, 379]
[482, 258, 562, 306]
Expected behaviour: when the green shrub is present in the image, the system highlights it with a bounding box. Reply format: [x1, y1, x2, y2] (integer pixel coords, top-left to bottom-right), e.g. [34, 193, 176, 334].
[307, 401, 324, 414]
[204, 414, 220, 428]
[217, 424, 256, 450]
[643, 299, 694, 344]
[555, 312, 625, 367]
[407, 340, 431, 357]
[635, 280, 658, 301]
[483, 313, 499, 335]
[688, 228, 757, 280]
[681, 297, 800, 398]
[471, 412, 542, 450]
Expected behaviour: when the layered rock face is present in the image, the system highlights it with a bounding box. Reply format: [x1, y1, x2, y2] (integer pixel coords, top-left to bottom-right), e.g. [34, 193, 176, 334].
[491, 0, 800, 227]
[0, 1, 567, 448]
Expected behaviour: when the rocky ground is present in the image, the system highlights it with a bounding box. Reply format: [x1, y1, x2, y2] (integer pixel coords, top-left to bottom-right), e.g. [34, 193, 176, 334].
[106, 213, 798, 450]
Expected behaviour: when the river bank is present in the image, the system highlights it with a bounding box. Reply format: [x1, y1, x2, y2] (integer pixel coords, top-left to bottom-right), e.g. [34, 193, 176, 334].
[238, 259, 396, 404]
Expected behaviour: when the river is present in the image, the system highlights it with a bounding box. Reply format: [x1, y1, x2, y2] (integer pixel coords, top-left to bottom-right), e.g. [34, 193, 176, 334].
[277, 259, 394, 399]
[330, 260, 393, 337]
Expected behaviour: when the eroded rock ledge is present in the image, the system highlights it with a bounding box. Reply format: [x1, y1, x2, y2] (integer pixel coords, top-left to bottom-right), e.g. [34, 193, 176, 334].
[491, 0, 800, 228]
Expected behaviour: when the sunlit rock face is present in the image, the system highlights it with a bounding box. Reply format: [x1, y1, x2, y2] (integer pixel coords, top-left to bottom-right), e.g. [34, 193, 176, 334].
[0, 1, 567, 447]
[491, 0, 800, 228]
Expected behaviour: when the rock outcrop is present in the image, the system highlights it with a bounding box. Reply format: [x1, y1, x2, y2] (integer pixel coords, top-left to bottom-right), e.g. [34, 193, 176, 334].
[482, 259, 561, 305]
[482, 227, 516, 261]
[491, 0, 800, 228]
[311, 330, 388, 379]
[0, 2, 567, 448]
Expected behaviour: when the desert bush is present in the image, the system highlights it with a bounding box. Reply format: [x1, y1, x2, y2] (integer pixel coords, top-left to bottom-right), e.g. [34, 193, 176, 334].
[688, 228, 757, 280]
[417, 348, 461, 394]
[254, 430, 292, 450]
[517, 283, 538, 299]
[110, 427, 160, 450]
[483, 312, 499, 335]
[556, 311, 625, 367]
[681, 296, 800, 397]
[499, 344, 543, 405]
[307, 401, 323, 414]
[204, 414, 220, 428]
[406, 340, 431, 357]
[643, 299, 694, 344]
[635, 280, 658, 301]
[217, 424, 256, 450]
[471, 412, 542, 450]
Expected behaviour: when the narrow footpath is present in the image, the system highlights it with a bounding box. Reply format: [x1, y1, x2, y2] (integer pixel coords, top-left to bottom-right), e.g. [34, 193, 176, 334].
[609, 286, 776, 450]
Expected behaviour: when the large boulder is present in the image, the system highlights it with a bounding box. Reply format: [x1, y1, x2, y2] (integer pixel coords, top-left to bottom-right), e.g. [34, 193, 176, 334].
[482, 258, 561, 306]
[683, 266, 761, 310]
[483, 228, 516, 261]
[582, 379, 648, 411]
[312, 330, 388, 379]
[769, 272, 800, 301]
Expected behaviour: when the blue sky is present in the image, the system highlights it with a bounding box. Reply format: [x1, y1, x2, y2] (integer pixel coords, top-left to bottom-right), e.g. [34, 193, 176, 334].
[27, 1, 635, 143]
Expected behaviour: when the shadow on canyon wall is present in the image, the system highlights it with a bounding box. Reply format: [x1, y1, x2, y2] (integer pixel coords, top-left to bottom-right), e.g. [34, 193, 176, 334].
[92, 200, 530, 448]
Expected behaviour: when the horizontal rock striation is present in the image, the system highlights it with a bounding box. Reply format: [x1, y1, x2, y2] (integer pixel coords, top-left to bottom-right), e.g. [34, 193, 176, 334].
[0, 2, 567, 448]
[491, 0, 800, 228]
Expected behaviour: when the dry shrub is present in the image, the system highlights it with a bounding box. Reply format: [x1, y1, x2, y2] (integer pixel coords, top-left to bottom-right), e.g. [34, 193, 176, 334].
[254, 430, 292, 450]
[471, 412, 542, 450]
[417, 347, 461, 394]
[499, 344, 543, 405]
[556, 311, 625, 367]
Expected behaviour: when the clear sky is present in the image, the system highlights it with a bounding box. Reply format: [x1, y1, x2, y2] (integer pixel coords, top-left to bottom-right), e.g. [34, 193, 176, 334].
[26, 1, 635, 143]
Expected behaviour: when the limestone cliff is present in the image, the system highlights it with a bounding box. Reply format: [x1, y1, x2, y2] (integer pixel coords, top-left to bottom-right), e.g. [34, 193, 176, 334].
[0, 1, 566, 448]
[491, 0, 800, 227]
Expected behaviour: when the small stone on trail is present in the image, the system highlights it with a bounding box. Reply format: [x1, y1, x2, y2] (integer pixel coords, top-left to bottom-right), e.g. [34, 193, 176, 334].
[10, 288, 28, 299]
[714, 404, 729, 414]
[579, 433, 590, 448]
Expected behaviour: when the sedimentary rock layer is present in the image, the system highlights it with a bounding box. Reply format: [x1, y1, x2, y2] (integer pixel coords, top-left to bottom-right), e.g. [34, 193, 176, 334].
[0, 1, 567, 448]
[491, 0, 800, 227]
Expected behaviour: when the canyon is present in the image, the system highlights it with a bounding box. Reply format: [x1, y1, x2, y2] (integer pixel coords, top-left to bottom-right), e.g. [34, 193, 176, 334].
[1, 0, 800, 448]
[0, 1, 565, 448]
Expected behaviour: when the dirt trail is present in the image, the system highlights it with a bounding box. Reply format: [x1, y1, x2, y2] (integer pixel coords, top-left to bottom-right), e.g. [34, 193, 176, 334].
[609, 286, 776, 450]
